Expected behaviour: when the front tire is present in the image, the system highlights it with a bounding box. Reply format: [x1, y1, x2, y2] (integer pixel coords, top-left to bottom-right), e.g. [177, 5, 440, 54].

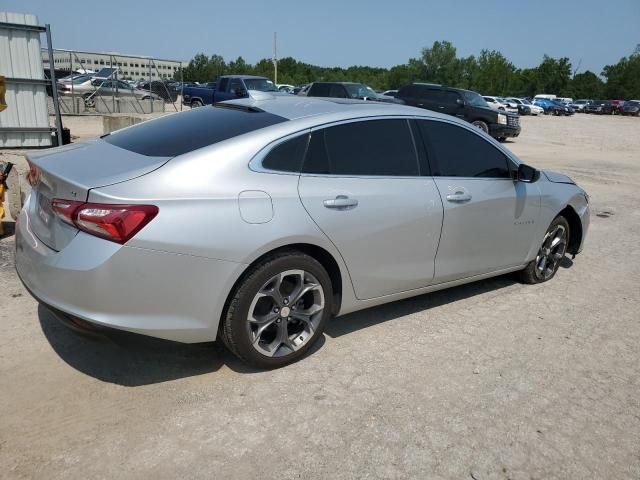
[221, 251, 333, 369]
[518, 216, 570, 284]
[472, 120, 489, 134]
[190, 99, 203, 108]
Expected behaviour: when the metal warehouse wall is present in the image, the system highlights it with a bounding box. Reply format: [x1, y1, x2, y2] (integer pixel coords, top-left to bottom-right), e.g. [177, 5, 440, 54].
[0, 12, 51, 147]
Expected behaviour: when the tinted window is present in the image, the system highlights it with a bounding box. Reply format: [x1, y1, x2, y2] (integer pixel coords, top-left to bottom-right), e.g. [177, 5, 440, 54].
[303, 120, 419, 176]
[329, 84, 347, 98]
[419, 121, 510, 178]
[262, 134, 309, 172]
[103, 105, 287, 157]
[398, 84, 422, 99]
[308, 83, 332, 96]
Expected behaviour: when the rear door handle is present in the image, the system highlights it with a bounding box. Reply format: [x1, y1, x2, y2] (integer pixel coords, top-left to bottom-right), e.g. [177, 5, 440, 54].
[446, 192, 472, 203]
[323, 195, 358, 209]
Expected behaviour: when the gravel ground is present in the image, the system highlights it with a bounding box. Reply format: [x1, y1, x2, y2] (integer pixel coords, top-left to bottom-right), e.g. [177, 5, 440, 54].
[0, 113, 639, 479]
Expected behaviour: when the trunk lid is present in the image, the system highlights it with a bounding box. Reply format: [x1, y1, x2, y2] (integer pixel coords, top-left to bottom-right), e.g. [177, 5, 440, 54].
[26, 139, 169, 251]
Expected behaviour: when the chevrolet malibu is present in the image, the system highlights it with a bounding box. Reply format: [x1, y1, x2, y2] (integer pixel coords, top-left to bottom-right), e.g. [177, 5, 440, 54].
[15, 96, 590, 368]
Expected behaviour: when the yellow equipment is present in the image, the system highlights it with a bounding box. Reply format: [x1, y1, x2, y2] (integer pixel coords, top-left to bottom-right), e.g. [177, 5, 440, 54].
[0, 75, 6, 113]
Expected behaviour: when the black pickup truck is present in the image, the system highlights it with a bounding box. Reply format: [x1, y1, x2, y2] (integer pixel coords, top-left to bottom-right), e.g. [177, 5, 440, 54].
[395, 83, 521, 141]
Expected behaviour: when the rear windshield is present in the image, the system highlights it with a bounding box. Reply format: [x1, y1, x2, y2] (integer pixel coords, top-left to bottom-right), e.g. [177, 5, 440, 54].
[103, 105, 287, 157]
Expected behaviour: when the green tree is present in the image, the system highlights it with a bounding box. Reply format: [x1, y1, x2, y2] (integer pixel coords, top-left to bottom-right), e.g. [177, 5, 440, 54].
[570, 71, 604, 99]
[602, 51, 640, 99]
[474, 50, 516, 95]
[534, 55, 572, 95]
[419, 40, 459, 84]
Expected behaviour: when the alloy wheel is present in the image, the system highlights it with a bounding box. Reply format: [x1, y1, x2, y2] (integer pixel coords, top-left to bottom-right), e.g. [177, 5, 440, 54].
[246, 270, 325, 358]
[535, 224, 568, 280]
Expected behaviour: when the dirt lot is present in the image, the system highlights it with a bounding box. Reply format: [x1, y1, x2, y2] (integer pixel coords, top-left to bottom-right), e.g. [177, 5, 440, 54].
[1, 113, 639, 479]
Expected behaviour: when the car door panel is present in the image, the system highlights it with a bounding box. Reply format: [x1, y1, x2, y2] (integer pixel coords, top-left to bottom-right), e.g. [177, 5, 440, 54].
[433, 178, 540, 282]
[297, 118, 444, 300]
[299, 176, 443, 299]
[417, 119, 541, 283]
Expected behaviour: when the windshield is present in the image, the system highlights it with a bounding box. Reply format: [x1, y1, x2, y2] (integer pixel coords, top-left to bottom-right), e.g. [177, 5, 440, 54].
[344, 84, 378, 99]
[626, 101, 640, 107]
[463, 90, 489, 108]
[522, 99, 532, 105]
[244, 78, 278, 92]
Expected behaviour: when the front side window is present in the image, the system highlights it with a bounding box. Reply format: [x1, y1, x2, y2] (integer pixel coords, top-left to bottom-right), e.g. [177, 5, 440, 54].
[302, 119, 419, 177]
[419, 120, 511, 178]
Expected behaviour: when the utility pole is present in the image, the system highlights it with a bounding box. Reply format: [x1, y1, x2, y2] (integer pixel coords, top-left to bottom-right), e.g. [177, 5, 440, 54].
[272, 32, 278, 85]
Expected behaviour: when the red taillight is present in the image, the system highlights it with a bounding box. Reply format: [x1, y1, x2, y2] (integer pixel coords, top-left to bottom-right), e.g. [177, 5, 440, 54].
[51, 199, 158, 244]
[26, 160, 41, 187]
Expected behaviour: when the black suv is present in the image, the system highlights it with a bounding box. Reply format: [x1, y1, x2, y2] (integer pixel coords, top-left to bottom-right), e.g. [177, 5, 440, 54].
[396, 83, 521, 140]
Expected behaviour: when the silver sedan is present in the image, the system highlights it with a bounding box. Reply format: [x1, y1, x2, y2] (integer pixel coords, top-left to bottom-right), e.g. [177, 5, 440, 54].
[15, 96, 590, 368]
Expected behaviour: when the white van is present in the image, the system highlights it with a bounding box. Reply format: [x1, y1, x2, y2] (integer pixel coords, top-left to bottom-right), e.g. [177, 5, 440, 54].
[534, 94, 557, 101]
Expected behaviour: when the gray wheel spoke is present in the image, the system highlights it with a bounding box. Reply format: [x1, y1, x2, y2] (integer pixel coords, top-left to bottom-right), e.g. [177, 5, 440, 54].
[290, 282, 322, 305]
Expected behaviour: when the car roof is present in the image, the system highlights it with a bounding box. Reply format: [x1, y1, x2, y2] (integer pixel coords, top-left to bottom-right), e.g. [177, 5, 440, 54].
[219, 75, 269, 80]
[222, 94, 450, 122]
[312, 81, 362, 85]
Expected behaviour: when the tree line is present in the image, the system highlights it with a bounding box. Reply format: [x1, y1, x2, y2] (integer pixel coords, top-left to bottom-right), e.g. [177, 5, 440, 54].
[176, 41, 640, 99]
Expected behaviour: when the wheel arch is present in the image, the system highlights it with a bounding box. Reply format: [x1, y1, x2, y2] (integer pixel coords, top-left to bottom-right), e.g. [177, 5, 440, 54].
[222, 243, 344, 325]
[559, 205, 582, 255]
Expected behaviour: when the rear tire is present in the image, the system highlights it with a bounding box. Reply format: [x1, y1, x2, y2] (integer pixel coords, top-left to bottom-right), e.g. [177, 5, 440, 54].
[518, 216, 570, 284]
[221, 251, 333, 369]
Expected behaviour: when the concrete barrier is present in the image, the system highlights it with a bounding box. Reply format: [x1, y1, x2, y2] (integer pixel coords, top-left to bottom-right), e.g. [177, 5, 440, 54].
[102, 115, 148, 134]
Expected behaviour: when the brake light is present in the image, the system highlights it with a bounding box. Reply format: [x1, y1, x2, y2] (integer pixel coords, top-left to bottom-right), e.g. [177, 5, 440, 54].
[26, 160, 41, 187]
[51, 199, 158, 244]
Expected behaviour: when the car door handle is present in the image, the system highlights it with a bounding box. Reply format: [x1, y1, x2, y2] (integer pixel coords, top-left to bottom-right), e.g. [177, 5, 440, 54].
[323, 195, 358, 209]
[446, 192, 472, 203]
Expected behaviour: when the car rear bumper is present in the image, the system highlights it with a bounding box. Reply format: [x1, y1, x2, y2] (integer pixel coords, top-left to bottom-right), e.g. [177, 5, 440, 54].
[15, 201, 245, 343]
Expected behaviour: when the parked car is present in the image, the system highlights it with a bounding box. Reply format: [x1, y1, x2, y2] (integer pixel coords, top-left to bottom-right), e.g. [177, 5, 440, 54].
[570, 99, 593, 112]
[59, 78, 160, 105]
[606, 100, 625, 114]
[293, 84, 310, 95]
[483, 96, 510, 112]
[552, 100, 574, 115]
[182, 75, 278, 107]
[499, 97, 531, 116]
[306, 82, 394, 102]
[396, 84, 520, 140]
[533, 98, 565, 115]
[584, 100, 606, 114]
[16, 96, 589, 368]
[276, 84, 295, 93]
[621, 100, 640, 116]
[507, 97, 544, 116]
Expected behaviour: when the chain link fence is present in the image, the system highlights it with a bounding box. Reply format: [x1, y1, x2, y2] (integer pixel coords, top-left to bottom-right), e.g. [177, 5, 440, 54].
[44, 48, 184, 115]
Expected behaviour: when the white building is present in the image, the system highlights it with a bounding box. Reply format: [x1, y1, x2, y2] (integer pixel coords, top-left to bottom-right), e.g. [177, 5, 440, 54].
[42, 49, 182, 80]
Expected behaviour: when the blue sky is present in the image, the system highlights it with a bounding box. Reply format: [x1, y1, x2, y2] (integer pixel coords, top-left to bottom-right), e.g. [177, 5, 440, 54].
[5, 0, 639, 73]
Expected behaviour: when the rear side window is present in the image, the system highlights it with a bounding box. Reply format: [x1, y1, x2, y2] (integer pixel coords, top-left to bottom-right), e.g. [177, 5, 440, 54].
[308, 83, 332, 96]
[418, 120, 511, 178]
[103, 105, 287, 157]
[262, 134, 309, 172]
[302, 119, 419, 176]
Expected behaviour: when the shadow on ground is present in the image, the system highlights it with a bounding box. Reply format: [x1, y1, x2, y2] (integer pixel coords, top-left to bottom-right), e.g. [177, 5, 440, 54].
[39, 267, 573, 386]
[325, 275, 518, 338]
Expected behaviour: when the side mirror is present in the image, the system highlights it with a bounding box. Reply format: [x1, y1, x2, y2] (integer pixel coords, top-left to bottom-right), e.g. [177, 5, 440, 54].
[456, 98, 464, 106]
[235, 89, 247, 98]
[517, 163, 540, 183]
